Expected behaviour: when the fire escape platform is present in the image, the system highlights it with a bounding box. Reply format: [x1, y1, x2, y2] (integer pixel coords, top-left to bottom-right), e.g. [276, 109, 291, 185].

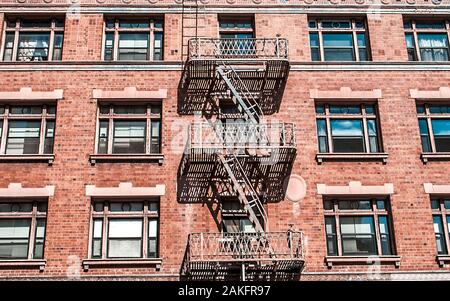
[181, 232, 305, 281]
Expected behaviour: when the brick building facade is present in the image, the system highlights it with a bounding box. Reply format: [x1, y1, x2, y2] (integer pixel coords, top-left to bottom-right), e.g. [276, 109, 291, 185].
[0, 0, 450, 281]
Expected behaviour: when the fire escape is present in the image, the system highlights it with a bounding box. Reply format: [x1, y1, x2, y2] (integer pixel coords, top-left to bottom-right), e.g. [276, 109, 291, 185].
[178, 0, 304, 281]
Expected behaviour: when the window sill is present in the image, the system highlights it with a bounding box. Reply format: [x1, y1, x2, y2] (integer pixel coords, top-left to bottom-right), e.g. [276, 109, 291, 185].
[437, 255, 450, 267]
[89, 154, 164, 165]
[325, 256, 401, 268]
[0, 154, 54, 165]
[421, 152, 450, 164]
[0, 259, 46, 271]
[316, 153, 388, 164]
[82, 258, 163, 271]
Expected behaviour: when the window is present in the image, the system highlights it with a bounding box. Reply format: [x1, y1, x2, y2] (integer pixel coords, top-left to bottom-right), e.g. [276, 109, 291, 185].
[431, 198, 450, 255]
[417, 103, 450, 153]
[0, 104, 56, 155]
[324, 199, 395, 256]
[0, 201, 47, 260]
[315, 103, 382, 153]
[404, 20, 450, 62]
[2, 17, 64, 62]
[103, 18, 163, 61]
[309, 19, 370, 62]
[90, 200, 159, 259]
[221, 199, 258, 233]
[96, 104, 161, 154]
[219, 16, 255, 56]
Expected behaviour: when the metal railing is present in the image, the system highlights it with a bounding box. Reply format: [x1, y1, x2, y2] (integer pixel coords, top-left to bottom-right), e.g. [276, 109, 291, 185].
[185, 231, 304, 263]
[188, 38, 289, 60]
[189, 122, 296, 150]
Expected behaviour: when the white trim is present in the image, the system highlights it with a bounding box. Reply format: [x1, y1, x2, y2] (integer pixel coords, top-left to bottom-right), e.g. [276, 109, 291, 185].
[317, 181, 394, 196]
[0, 183, 55, 198]
[86, 182, 166, 198]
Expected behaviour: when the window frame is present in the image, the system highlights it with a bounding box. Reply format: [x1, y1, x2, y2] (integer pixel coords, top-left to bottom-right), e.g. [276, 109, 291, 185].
[220, 198, 261, 233]
[417, 102, 450, 153]
[315, 102, 383, 154]
[88, 200, 160, 260]
[308, 18, 371, 62]
[102, 17, 164, 61]
[404, 19, 450, 62]
[431, 198, 450, 255]
[0, 200, 47, 260]
[1, 17, 64, 62]
[218, 16, 255, 38]
[0, 104, 56, 155]
[323, 198, 396, 257]
[94, 103, 162, 155]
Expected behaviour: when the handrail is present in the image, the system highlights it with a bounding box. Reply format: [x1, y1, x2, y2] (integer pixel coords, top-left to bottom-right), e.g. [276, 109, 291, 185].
[188, 38, 289, 60]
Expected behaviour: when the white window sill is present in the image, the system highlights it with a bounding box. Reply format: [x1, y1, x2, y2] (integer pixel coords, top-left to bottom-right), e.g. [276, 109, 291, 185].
[89, 154, 164, 165]
[325, 255, 401, 268]
[0, 154, 54, 165]
[82, 258, 163, 271]
[316, 153, 388, 164]
[0, 259, 46, 271]
[421, 152, 450, 164]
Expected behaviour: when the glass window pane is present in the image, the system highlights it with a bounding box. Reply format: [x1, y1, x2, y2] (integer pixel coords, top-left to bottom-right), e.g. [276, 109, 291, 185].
[445, 200, 450, 209]
[316, 119, 328, 153]
[357, 33, 366, 47]
[109, 202, 144, 212]
[329, 105, 361, 115]
[33, 219, 46, 259]
[367, 119, 379, 153]
[0, 219, 31, 259]
[417, 33, 449, 62]
[17, 33, 50, 62]
[44, 120, 55, 154]
[108, 219, 142, 238]
[107, 219, 142, 258]
[324, 48, 355, 61]
[378, 216, 392, 255]
[118, 33, 149, 61]
[113, 121, 146, 153]
[113, 105, 146, 115]
[415, 20, 445, 29]
[377, 200, 386, 210]
[10, 106, 42, 115]
[97, 120, 109, 154]
[340, 216, 377, 255]
[325, 216, 337, 256]
[119, 20, 149, 29]
[322, 33, 354, 61]
[434, 216, 447, 255]
[154, 32, 163, 61]
[92, 219, 103, 258]
[431, 119, 450, 152]
[418, 119, 431, 152]
[104, 33, 114, 61]
[331, 119, 364, 152]
[6, 121, 41, 154]
[150, 120, 161, 153]
[3, 33, 15, 61]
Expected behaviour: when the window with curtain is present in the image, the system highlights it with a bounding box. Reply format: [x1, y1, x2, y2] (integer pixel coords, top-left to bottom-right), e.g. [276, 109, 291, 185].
[0, 202, 47, 260]
[309, 19, 370, 62]
[416, 103, 450, 153]
[96, 103, 161, 155]
[2, 17, 64, 62]
[0, 104, 56, 155]
[324, 199, 395, 257]
[404, 19, 450, 62]
[90, 200, 159, 259]
[315, 103, 382, 154]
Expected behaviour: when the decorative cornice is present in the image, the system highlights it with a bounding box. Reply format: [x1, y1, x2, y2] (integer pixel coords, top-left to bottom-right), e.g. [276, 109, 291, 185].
[0, 183, 55, 198]
[317, 181, 394, 196]
[0, 87, 63, 101]
[310, 87, 382, 100]
[410, 87, 450, 100]
[1, 0, 449, 7]
[86, 182, 166, 197]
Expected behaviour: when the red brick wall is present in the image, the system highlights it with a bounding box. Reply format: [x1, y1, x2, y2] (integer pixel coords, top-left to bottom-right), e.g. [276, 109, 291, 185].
[367, 14, 408, 61]
[255, 14, 310, 62]
[0, 10, 449, 280]
[62, 14, 104, 61]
